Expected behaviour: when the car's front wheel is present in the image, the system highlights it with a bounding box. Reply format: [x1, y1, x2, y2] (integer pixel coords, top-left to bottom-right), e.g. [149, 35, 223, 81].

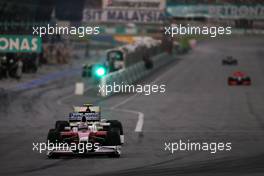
[105, 127, 121, 146]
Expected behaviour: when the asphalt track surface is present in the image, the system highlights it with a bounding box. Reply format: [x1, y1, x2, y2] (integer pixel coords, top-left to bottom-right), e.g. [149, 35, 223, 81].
[0, 36, 264, 176]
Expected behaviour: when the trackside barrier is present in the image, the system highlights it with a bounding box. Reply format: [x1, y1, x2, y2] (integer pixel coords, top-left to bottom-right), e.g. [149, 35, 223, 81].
[99, 52, 173, 97]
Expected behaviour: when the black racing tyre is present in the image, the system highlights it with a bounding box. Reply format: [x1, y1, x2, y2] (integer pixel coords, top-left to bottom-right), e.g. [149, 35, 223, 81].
[55, 121, 69, 132]
[107, 120, 123, 135]
[105, 128, 121, 146]
[47, 129, 61, 143]
[47, 129, 61, 159]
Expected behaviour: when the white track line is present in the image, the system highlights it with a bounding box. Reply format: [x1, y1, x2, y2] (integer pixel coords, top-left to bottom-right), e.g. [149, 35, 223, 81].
[109, 108, 144, 132]
[134, 111, 144, 132]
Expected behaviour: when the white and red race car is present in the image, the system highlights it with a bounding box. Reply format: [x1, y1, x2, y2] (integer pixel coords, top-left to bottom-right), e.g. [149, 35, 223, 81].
[46, 104, 124, 158]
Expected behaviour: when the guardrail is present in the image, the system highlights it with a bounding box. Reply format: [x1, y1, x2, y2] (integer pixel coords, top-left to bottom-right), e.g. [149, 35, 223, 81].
[99, 52, 174, 97]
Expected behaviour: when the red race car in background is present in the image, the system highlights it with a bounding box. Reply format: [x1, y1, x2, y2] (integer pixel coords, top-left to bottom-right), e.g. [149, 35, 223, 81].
[228, 71, 251, 86]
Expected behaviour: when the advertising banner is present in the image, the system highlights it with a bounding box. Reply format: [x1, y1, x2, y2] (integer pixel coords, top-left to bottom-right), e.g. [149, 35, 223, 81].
[102, 0, 166, 10]
[83, 9, 166, 23]
[167, 5, 264, 19]
[0, 35, 42, 53]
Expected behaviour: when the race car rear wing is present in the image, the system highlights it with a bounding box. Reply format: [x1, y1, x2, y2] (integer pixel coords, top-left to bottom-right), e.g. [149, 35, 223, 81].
[73, 106, 100, 113]
[70, 106, 101, 121]
[69, 112, 100, 121]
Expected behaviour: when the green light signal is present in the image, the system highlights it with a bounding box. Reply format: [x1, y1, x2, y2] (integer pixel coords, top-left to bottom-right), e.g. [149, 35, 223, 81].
[93, 65, 107, 78]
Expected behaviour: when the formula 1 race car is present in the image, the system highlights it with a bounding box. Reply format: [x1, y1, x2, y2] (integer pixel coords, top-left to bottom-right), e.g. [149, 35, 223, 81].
[228, 71, 251, 86]
[46, 104, 124, 158]
[222, 56, 238, 65]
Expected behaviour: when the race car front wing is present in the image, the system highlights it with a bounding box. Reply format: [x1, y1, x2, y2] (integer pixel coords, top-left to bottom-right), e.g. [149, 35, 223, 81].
[46, 145, 121, 158]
